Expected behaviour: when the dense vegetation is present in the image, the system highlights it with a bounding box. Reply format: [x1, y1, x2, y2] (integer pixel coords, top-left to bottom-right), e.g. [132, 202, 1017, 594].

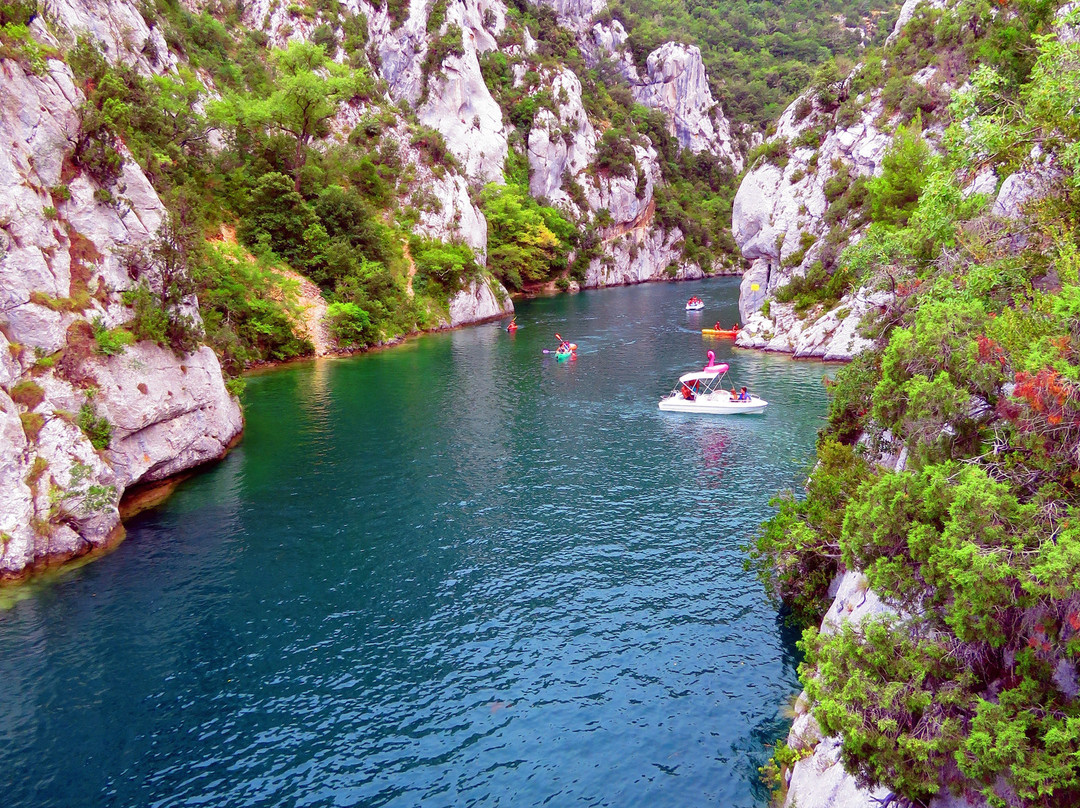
[762, 0, 1064, 320]
[6, 0, 936, 361]
[606, 0, 902, 129]
[752, 6, 1080, 805]
[6, 0, 1079, 800]
[15, 0, 499, 381]
[479, 0, 742, 280]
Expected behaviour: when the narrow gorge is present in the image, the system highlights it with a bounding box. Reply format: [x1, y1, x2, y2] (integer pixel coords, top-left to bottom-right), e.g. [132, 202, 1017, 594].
[3, 0, 1080, 806]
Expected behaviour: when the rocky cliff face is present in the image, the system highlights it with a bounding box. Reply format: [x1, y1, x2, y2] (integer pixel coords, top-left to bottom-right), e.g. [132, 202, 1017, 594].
[731, 0, 1063, 365]
[284, 0, 742, 288]
[521, 36, 741, 286]
[0, 37, 242, 578]
[415, 0, 510, 183]
[448, 275, 512, 326]
[729, 0, 944, 359]
[781, 571, 896, 808]
[522, 65, 711, 288]
[630, 42, 742, 170]
[233, 0, 514, 323]
[730, 86, 895, 359]
[0, 0, 754, 578]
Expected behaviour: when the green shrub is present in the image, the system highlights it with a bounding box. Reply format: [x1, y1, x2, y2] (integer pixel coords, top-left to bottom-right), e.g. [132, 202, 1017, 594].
[77, 402, 111, 450]
[121, 282, 171, 345]
[746, 137, 790, 169]
[419, 23, 464, 102]
[594, 128, 638, 179]
[0, 0, 37, 26]
[410, 239, 480, 298]
[326, 301, 371, 346]
[310, 22, 338, 52]
[481, 183, 571, 290]
[19, 411, 44, 442]
[190, 242, 312, 374]
[92, 317, 135, 356]
[750, 439, 869, 625]
[426, 0, 447, 32]
[867, 115, 933, 227]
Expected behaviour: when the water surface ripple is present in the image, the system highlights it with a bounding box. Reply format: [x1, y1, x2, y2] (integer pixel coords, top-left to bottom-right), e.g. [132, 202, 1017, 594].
[0, 279, 830, 807]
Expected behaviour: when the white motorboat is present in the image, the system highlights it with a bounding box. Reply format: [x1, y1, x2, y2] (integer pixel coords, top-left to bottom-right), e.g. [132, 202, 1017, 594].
[658, 360, 768, 415]
[685, 298, 704, 311]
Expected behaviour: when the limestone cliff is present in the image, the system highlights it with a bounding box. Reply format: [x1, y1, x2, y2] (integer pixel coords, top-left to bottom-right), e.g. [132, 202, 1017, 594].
[730, 0, 942, 359]
[518, 24, 742, 286]
[730, 82, 896, 358]
[0, 40, 242, 578]
[208, 0, 513, 323]
[284, 0, 746, 289]
[630, 42, 741, 170]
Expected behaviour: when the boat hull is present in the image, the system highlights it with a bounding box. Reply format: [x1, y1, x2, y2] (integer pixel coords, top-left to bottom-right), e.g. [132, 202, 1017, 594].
[685, 303, 704, 311]
[702, 329, 737, 337]
[658, 394, 767, 415]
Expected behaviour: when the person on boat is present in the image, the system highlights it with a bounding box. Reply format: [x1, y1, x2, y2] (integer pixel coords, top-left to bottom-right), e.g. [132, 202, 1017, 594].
[738, 386, 750, 401]
[714, 322, 721, 331]
[729, 387, 738, 401]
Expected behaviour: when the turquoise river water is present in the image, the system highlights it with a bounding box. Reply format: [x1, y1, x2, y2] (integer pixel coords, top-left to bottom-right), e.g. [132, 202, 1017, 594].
[0, 278, 833, 807]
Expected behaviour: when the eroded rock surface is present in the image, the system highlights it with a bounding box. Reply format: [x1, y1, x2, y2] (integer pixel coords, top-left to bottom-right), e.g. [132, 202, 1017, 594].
[0, 53, 241, 579]
[631, 43, 741, 169]
[448, 276, 513, 326]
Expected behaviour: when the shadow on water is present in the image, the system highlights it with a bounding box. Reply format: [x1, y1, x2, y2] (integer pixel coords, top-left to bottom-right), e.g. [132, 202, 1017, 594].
[0, 278, 831, 808]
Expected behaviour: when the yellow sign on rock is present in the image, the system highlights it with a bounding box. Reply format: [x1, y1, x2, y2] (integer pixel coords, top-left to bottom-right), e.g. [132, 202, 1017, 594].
[751, 283, 760, 291]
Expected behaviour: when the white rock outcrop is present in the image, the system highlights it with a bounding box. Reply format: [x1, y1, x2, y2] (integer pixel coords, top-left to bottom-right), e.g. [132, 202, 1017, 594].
[360, 0, 509, 184]
[631, 43, 742, 170]
[448, 275, 513, 326]
[418, 49, 508, 184]
[40, 0, 177, 74]
[586, 226, 701, 287]
[94, 344, 244, 485]
[533, 0, 608, 31]
[782, 572, 895, 808]
[527, 69, 597, 208]
[0, 52, 241, 579]
[991, 165, 1062, 220]
[523, 66, 715, 287]
[729, 47, 897, 357]
[735, 288, 887, 361]
[886, 0, 948, 46]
